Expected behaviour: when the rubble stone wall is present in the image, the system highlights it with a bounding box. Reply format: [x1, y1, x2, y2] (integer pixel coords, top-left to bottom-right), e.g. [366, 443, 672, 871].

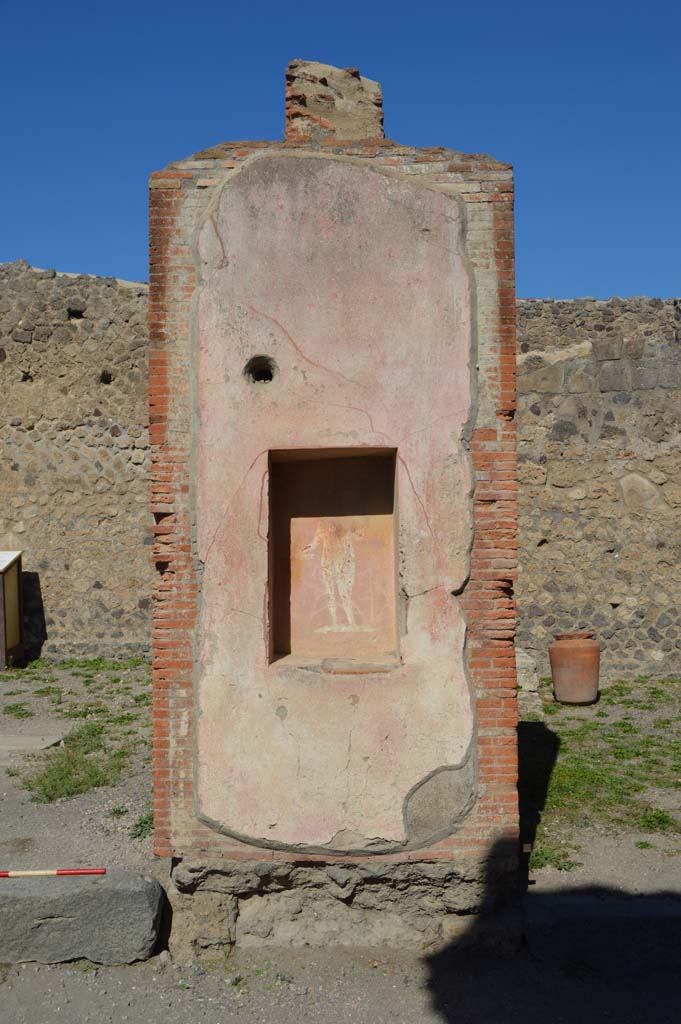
[0, 260, 152, 659]
[1, 264, 679, 686]
[167, 849, 518, 954]
[516, 297, 681, 684]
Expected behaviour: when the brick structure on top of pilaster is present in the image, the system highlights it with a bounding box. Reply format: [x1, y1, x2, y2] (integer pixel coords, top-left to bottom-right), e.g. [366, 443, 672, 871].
[285, 59, 384, 142]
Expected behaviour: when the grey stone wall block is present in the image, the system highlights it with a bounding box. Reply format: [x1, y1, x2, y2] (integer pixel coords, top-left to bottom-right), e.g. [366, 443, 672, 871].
[565, 358, 597, 393]
[593, 334, 623, 361]
[518, 361, 565, 394]
[619, 472, 668, 512]
[631, 359, 680, 390]
[622, 335, 645, 359]
[598, 359, 631, 392]
[516, 648, 539, 692]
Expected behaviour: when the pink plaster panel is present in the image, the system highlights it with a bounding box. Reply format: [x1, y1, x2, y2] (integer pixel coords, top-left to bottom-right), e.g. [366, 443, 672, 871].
[194, 153, 475, 851]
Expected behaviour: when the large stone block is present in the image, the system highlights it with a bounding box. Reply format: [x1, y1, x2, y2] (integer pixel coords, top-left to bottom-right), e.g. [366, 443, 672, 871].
[0, 869, 164, 964]
[619, 472, 668, 512]
[518, 359, 565, 394]
[598, 359, 631, 392]
[631, 358, 680, 390]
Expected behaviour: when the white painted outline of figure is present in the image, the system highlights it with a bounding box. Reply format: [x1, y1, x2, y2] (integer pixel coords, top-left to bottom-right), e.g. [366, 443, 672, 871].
[303, 520, 365, 631]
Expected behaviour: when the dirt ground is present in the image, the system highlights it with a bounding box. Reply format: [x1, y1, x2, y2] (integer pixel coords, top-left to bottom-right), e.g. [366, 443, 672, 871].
[3, 941, 680, 1024]
[0, 657, 153, 872]
[1, 659, 680, 1023]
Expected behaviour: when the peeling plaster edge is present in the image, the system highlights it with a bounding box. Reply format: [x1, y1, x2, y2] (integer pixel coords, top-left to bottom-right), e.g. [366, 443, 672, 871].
[400, 735, 479, 842]
[193, 742, 477, 858]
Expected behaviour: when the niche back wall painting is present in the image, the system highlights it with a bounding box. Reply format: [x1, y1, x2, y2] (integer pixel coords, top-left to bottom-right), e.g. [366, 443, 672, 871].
[269, 450, 398, 664]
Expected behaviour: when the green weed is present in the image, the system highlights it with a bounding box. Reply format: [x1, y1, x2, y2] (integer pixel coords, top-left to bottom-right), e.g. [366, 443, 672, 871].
[72, 961, 98, 974]
[3, 703, 34, 719]
[608, 720, 638, 734]
[530, 842, 579, 871]
[59, 656, 147, 672]
[25, 658, 52, 671]
[33, 686, 63, 704]
[19, 722, 127, 803]
[60, 702, 107, 719]
[129, 811, 153, 839]
[106, 712, 139, 726]
[639, 808, 680, 834]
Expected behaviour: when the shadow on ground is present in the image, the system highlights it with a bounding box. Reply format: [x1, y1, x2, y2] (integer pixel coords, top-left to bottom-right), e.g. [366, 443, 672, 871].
[426, 848, 681, 1023]
[21, 571, 47, 660]
[426, 720, 681, 1023]
[517, 720, 560, 859]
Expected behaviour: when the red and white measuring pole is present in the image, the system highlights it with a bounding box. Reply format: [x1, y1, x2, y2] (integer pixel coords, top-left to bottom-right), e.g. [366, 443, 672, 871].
[0, 868, 106, 878]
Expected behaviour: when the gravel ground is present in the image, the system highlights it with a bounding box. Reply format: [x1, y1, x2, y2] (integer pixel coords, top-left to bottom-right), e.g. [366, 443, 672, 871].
[0, 763, 153, 872]
[530, 827, 681, 894]
[2, 943, 680, 1024]
[0, 657, 153, 871]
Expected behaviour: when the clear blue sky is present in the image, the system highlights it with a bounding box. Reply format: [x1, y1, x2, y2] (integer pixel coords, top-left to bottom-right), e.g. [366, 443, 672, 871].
[2, 0, 679, 298]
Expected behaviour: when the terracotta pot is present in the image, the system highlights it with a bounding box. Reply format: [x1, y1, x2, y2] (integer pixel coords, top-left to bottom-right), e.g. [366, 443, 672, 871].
[548, 630, 600, 705]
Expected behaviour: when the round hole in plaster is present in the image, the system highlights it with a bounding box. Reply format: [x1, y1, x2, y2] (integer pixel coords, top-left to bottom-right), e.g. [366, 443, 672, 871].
[243, 355, 278, 384]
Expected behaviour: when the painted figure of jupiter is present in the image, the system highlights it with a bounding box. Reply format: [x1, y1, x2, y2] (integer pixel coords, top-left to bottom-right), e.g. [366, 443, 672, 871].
[289, 511, 396, 658]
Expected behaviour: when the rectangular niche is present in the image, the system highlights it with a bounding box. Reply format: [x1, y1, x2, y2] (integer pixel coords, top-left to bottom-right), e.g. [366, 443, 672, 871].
[268, 449, 398, 666]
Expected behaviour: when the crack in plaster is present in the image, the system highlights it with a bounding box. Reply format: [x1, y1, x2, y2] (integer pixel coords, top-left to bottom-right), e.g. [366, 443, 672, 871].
[397, 453, 434, 539]
[245, 303, 369, 391]
[200, 448, 268, 566]
[209, 216, 228, 268]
